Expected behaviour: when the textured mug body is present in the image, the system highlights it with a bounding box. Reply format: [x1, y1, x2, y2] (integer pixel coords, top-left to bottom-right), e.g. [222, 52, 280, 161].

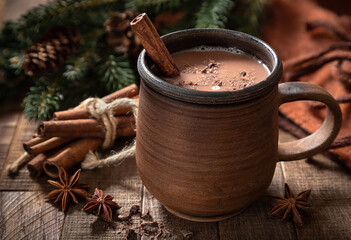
[136, 29, 283, 220]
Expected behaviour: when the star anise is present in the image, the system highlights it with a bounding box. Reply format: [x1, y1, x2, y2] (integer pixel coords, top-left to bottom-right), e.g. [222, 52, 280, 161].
[82, 188, 121, 222]
[269, 183, 311, 226]
[45, 168, 89, 212]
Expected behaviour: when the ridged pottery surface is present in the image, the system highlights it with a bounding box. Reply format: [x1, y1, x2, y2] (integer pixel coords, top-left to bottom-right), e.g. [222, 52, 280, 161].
[136, 81, 279, 218]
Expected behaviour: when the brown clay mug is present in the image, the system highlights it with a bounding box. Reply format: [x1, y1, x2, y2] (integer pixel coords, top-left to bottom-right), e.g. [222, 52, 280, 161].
[136, 28, 342, 222]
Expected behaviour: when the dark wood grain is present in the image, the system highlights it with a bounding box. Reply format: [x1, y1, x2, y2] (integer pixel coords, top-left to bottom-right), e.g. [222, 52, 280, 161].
[0, 101, 22, 175]
[0, 191, 64, 239]
[0, 115, 43, 191]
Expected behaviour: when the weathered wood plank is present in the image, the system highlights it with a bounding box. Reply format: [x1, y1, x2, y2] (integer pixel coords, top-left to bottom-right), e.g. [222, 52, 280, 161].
[0, 101, 22, 178]
[0, 191, 64, 239]
[61, 157, 143, 239]
[142, 186, 219, 240]
[0, 114, 42, 191]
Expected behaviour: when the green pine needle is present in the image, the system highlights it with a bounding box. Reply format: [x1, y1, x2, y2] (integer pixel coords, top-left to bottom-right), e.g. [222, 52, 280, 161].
[63, 56, 89, 81]
[126, 0, 183, 12]
[17, 0, 124, 40]
[195, 0, 235, 28]
[98, 54, 136, 92]
[23, 76, 64, 120]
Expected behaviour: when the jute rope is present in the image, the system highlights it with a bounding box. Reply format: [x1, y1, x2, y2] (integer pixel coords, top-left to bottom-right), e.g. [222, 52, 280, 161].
[6, 97, 138, 174]
[80, 97, 138, 169]
[6, 152, 31, 174]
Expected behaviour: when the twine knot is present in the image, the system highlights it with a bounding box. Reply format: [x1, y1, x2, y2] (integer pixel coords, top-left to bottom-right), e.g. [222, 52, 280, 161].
[79, 97, 139, 170]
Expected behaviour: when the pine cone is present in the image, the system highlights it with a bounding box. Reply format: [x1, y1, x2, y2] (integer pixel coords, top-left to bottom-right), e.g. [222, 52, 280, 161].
[23, 26, 80, 76]
[105, 10, 142, 57]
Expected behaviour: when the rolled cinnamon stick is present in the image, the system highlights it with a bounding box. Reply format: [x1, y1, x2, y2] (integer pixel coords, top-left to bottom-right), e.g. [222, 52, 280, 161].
[27, 137, 74, 156]
[101, 84, 139, 103]
[43, 138, 103, 178]
[53, 84, 139, 120]
[38, 116, 135, 138]
[116, 124, 136, 137]
[23, 137, 49, 152]
[130, 13, 179, 77]
[27, 153, 47, 176]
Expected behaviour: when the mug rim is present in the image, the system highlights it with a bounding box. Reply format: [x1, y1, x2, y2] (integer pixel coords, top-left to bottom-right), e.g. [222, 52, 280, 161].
[137, 28, 283, 104]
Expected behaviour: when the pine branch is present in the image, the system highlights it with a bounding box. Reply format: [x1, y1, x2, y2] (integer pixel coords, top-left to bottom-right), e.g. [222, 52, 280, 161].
[23, 76, 64, 120]
[0, 21, 27, 50]
[195, 0, 235, 28]
[98, 53, 136, 92]
[63, 55, 89, 81]
[126, 0, 183, 12]
[229, 0, 265, 36]
[17, 0, 125, 41]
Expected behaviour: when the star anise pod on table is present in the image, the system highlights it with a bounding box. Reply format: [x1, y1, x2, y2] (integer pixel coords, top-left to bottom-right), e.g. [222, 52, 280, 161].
[268, 183, 311, 226]
[82, 188, 121, 222]
[45, 168, 89, 212]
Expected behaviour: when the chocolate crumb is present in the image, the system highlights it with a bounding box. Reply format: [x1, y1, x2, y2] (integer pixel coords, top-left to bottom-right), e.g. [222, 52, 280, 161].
[180, 230, 194, 240]
[129, 205, 140, 215]
[125, 228, 137, 240]
[118, 211, 131, 221]
[118, 205, 141, 221]
[141, 210, 153, 222]
[140, 221, 159, 236]
[201, 59, 219, 74]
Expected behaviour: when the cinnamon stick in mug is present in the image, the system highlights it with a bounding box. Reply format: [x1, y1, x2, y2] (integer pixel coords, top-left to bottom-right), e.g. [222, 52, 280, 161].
[43, 138, 103, 178]
[130, 13, 179, 77]
[38, 116, 135, 138]
[53, 84, 139, 120]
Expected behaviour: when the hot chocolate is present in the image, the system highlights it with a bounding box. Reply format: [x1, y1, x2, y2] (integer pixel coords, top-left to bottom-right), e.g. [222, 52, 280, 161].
[164, 47, 270, 91]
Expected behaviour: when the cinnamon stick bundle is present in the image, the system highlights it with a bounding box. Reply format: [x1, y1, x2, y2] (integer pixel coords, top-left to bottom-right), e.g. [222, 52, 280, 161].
[53, 84, 139, 120]
[130, 13, 179, 77]
[38, 116, 135, 138]
[43, 138, 103, 178]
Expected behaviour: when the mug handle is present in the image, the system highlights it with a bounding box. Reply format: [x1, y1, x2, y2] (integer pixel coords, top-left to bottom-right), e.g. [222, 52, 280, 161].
[278, 82, 342, 161]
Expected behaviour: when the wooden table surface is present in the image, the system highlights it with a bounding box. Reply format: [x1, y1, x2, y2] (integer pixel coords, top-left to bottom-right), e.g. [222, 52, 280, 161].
[1, 1, 351, 239]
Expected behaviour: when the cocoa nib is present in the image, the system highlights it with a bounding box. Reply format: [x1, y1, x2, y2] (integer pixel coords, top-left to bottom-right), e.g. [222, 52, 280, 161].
[141, 209, 153, 221]
[140, 221, 159, 236]
[180, 230, 194, 240]
[201, 59, 219, 74]
[125, 228, 137, 240]
[129, 205, 140, 214]
[118, 204, 140, 221]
